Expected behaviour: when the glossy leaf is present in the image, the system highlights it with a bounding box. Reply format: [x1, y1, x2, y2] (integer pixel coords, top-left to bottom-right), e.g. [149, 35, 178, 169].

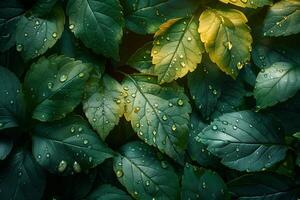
[122, 0, 199, 34]
[263, 0, 300, 37]
[24, 55, 91, 122]
[0, 150, 46, 200]
[199, 8, 252, 78]
[181, 164, 229, 200]
[219, 0, 272, 8]
[197, 111, 288, 172]
[83, 74, 125, 140]
[32, 116, 114, 175]
[254, 62, 300, 109]
[122, 74, 191, 163]
[152, 17, 205, 84]
[15, 6, 65, 60]
[67, 0, 124, 60]
[86, 184, 132, 200]
[0, 66, 25, 130]
[228, 173, 300, 199]
[113, 141, 180, 199]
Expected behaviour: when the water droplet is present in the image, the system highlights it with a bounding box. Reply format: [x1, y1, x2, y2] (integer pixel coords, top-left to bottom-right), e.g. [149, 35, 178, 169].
[212, 89, 217, 95]
[222, 121, 228, 125]
[59, 75, 68, 82]
[46, 153, 50, 158]
[179, 54, 184, 59]
[233, 125, 237, 130]
[224, 41, 232, 50]
[16, 44, 23, 52]
[69, 24, 75, 30]
[58, 160, 67, 172]
[123, 86, 129, 91]
[162, 115, 168, 121]
[171, 124, 177, 131]
[187, 37, 192, 41]
[236, 146, 240, 152]
[241, 0, 248, 3]
[168, 102, 173, 107]
[0, 122, 3, 127]
[138, 131, 143, 136]
[180, 62, 186, 67]
[152, 130, 157, 135]
[237, 62, 244, 70]
[177, 99, 184, 106]
[92, 118, 97, 122]
[134, 107, 141, 113]
[145, 180, 150, 186]
[153, 50, 158, 54]
[202, 182, 206, 189]
[73, 161, 81, 173]
[116, 169, 124, 178]
[52, 32, 57, 38]
[78, 72, 85, 78]
[161, 161, 168, 168]
[212, 125, 218, 131]
[249, 124, 253, 128]
[83, 139, 89, 144]
[18, 171, 23, 176]
[70, 127, 75, 133]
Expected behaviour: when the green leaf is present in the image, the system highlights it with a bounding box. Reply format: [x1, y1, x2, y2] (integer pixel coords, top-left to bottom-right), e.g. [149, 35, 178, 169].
[83, 74, 125, 140]
[181, 164, 229, 200]
[228, 173, 300, 199]
[15, 5, 65, 61]
[254, 62, 300, 109]
[122, 74, 191, 163]
[152, 17, 205, 84]
[32, 115, 114, 175]
[188, 57, 223, 118]
[219, 0, 272, 8]
[293, 132, 300, 139]
[86, 184, 132, 200]
[0, 66, 26, 130]
[127, 42, 154, 74]
[113, 141, 180, 200]
[121, 0, 199, 34]
[0, 0, 25, 52]
[0, 137, 13, 160]
[0, 149, 46, 200]
[199, 8, 252, 78]
[31, 0, 59, 17]
[197, 111, 288, 172]
[263, 0, 300, 37]
[24, 55, 91, 122]
[67, 0, 124, 60]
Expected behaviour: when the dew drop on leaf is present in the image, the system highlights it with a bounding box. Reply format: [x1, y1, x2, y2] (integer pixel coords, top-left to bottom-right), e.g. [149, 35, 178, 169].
[73, 161, 81, 173]
[58, 160, 67, 172]
[116, 169, 124, 178]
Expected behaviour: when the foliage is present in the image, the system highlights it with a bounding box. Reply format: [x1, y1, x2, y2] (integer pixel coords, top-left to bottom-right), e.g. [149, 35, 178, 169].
[0, 0, 300, 199]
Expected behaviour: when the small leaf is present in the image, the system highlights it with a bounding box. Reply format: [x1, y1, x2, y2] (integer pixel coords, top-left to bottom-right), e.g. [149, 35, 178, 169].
[254, 62, 300, 109]
[199, 8, 252, 78]
[0, 137, 13, 160]
[122, 74, 191, 163]
[197, 111, 288, 172]
[122, 0, 199, 34]
[24, 55, 91, 122]
[152, 17, 205, 84]
[263, 0, 300, 37]
[228, 172, 300, 199]
[83, 74, 125, 140]
[181, 164, 229, 200]
[86, 184, 132, 200]
[15, 5, 65, 60]
[32, 115, 114, 175]
[0, 66, 26, 130]
[113, 141, 180, 199]
[219, 0, 272, 8]
[0, 149, 46, 200]
[67, 0, 124, 60]
[127, 42, 154, 74]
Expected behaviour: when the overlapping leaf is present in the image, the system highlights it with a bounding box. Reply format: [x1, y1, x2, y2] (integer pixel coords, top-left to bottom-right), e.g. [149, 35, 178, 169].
[219, 0, 272, 8]
[67, 0, 124, 60]
[83, 74, 125, 140]
[122, 74, 191, 163]
[113, 141, 180, 199]
[199, 8, 252, 78]
[152, 17, 205, 84]
[197, 111, 288, 172]
[31, 0, 59, 16]
[24, 55, 91, 122]
[86, 184, 132, 200]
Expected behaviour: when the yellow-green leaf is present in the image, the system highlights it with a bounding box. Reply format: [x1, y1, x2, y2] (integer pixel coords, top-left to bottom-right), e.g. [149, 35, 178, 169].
[152, 17, 205, 84]
[199, 8, 253, 78]
[219, 0, 272, 8]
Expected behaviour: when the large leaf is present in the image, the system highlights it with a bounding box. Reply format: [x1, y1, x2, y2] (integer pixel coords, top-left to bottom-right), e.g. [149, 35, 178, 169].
[121, 0, 199, 34]
[228, 173, 300, 199]
[219, 0, 272, 8]
[197, 111, 288, 172]
[24, 55, 91, 122]
[181, 164, 229, 200]
[113, 141, 180, 200]
[254, 62, 300, 109]
[263, 0, 300, 37]
[15, 5, 65, 60]
[67, 0, 124, 60]
[152, 17, 204, 84]
[122, 74, 191, 163]
[32, 116, 114, 175]
[0, 0, 25, 52]
[83, 74, 125, 140]
[0, 150, 46, 200]
[0, 66, 26, 130]
[199, 8, 252, 78]
[86, 184, 132, 200]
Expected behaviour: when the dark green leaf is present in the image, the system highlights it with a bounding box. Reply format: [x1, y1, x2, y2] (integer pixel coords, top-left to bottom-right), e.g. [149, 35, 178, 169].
[181, 164, 229, 200]
[32, 116, 114, 175]
[0, 149, 46, 200]
[86, 184, 132, 200]
[31, 0, 59, 17]
[113, 141, 180, 200]
[197, 111, 288, 172]
[0, 137, 13, 160]
[24, 55, 91, 122]
[15, 5, 65, 60]
[122, 74, 191, 163]
[67, 0, 124, 60]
